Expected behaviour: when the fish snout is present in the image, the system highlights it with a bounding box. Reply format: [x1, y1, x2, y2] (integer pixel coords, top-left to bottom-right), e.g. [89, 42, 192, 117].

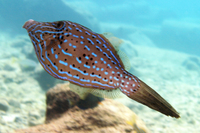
[23, 19, 35, 29]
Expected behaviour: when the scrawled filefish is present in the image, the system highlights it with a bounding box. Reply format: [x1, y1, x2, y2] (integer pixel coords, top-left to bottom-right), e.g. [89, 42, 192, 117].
[23, 19, 180, 118]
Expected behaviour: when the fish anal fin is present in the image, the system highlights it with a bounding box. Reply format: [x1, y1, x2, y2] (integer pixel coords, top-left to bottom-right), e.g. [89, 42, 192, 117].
[90, 88, 124, 99]
[69, 83, 91, 100]
[69, 83, 124, 99]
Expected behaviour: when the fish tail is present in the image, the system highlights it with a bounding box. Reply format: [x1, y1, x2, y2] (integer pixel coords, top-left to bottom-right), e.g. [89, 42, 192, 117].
[120, 78, 180, 118]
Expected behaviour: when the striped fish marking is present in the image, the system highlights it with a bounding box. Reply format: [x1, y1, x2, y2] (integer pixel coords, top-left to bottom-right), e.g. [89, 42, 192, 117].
[23, 19, 180, 118]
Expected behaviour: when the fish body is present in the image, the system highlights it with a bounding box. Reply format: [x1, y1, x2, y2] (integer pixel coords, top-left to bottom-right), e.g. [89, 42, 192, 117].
[23, 19, 180, 118]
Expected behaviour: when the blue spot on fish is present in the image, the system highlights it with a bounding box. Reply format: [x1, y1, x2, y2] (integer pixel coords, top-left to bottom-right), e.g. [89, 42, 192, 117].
[69, 65, 88, 76]
[92, 52, 97, 57]
[73, 35, 79, 38]
[76, 57, 82, 63]
[84, 64, 90, 69]
[85, 45, 90, 51]
[59, 60, 68, 66]
[55, 54, 58, 59]
[87, 38, 94, 45]
[62, 49, 72, 56]
[68, 26, 72, 30]
[51, 48, 54, 54]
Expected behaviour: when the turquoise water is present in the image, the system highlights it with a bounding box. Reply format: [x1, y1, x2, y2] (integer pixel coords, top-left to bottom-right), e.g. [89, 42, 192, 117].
[1, 0, 199, 56]
[0, 0, 199, 132]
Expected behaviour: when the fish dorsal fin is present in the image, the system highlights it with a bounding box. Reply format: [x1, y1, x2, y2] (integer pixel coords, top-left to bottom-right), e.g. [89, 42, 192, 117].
[99, 33, 125, 69]
[117, 50, 131, 71]
[69, 83, 124, 99]
[102, 32, 123, 52]
[102, 33, 130, 71]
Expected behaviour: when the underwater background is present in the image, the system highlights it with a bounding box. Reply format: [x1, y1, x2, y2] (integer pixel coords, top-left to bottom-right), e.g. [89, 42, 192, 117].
[0, 0, 200, 132]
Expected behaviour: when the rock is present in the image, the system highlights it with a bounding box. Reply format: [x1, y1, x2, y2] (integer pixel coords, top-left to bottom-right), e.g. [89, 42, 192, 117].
[14, 83, 150, 133]
[27, 111, 44, 127]
[28, 111, 41, 120]
[0, 99, 9, 112]
[8, 99, 21, 108]
[14, 116, 23, 123]
[45, 83, 80, 122]
[28, 117, 44, 127]
[77, 93, 104, 109]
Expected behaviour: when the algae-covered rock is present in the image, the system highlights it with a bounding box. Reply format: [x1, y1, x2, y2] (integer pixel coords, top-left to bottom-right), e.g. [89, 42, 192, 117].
[45, 83, 80, 122]
[15, 83, 150, 133]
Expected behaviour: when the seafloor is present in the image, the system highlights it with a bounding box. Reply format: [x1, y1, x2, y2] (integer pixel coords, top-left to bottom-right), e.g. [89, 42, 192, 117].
[0, 34, 200, 133]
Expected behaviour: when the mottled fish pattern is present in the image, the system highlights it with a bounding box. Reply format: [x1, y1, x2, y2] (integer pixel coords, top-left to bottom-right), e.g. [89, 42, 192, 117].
[23, 19, 180, 118]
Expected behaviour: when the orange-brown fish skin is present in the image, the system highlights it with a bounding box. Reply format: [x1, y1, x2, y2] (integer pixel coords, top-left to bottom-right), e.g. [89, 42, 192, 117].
[23, 20, 180, 118]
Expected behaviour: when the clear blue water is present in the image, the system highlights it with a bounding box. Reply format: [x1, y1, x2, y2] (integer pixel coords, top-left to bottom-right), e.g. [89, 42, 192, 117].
[0, 0, 199, 132]
[0, 0, 199, 56]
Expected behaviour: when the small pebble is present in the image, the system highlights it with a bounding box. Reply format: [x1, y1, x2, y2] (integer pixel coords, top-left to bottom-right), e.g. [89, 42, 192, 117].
[28, 111, 41, 119]
[14, 117, 22, 123]
[8, 99, 21, 108]
[0, 100, 9, 112]
[28, 117, 44, 126]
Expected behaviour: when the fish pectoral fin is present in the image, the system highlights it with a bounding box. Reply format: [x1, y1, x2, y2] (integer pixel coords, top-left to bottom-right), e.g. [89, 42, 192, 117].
[128, 80, 180, 118]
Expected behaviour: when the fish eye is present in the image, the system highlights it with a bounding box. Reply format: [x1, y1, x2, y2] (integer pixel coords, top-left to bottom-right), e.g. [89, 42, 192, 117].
[54, 21, 65, 30]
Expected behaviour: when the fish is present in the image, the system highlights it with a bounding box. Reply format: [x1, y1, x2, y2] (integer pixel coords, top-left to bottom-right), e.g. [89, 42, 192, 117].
[23, 19, 180, 118]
